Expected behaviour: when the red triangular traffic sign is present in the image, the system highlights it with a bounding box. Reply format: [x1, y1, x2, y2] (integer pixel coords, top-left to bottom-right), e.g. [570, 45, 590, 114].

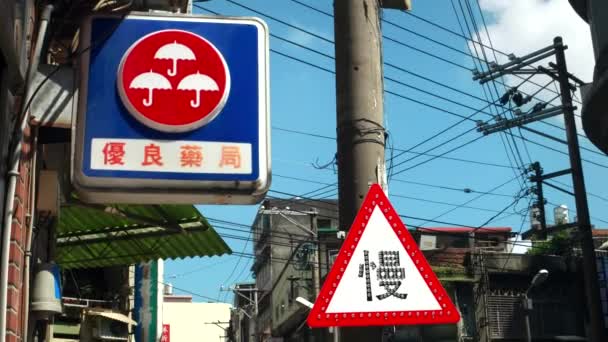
[307, 184, 460, 327]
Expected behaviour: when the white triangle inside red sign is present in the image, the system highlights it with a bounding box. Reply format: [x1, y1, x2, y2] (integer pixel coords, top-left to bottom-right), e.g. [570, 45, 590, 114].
[307, 184, 460, 327]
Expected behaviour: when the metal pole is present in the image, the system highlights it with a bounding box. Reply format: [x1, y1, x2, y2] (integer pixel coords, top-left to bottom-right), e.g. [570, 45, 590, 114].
[532, 162, 547, 240]
[523, 295, 532, 342]
[334, 0, 386, 340]
[554, 36, 605, 342]
[311, 213, 320, 298]
[310, 213, 321, 342]
[253, 289, 258, 317]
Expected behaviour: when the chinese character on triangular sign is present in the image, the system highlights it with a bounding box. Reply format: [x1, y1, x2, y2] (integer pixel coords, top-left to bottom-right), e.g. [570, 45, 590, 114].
[306, 184, 460, 327]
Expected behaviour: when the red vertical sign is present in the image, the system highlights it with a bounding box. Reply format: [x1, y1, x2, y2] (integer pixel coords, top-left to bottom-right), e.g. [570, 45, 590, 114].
[161, 324, 170, 342]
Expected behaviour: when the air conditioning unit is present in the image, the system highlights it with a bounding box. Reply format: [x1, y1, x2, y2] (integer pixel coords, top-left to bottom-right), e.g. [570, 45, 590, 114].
[92, 317, 129, 340]
[80, 309, 137, 341]
[419, 234, 437, 250]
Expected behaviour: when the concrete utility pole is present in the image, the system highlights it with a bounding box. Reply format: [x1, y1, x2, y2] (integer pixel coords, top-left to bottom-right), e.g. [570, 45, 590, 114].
[530, 162, 547, 240]
[475, 37, 605, 342]
[334, 0, 385, 340]
[554, 37, 605, 342]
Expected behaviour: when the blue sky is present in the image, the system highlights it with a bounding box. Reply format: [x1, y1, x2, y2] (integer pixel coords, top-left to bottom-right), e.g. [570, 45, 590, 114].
[164, 0, 608, 303]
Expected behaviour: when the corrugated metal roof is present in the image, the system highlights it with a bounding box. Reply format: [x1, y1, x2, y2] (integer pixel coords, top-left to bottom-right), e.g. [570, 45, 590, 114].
[85, 309, 137, 325]
[55, 203, 231, 269]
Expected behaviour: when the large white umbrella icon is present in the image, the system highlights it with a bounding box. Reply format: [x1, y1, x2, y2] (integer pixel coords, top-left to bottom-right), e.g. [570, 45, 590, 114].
[129, 70, 172, 107]
[154, 41, 196, 77]
[177, 72, 219, 108]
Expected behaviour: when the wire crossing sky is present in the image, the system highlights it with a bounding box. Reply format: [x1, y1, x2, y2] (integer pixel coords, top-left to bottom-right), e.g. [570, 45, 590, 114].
[164, 0, 608, 303]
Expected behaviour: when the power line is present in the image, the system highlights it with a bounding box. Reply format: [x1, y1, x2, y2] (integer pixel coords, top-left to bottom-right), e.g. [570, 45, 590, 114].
[195, 2, 497, 119]
[129, 269, 221, 302]
[401, 8, 509, 57]
[195, 1, 605, 173]
[551, 179, 608, 205]
[506, 132, 608, 170]
[415, 174, 526, 227]
[449, 0, 528, 192]
[499, 199, 533, 272]
[274, 173, 513, 198]
[273, 126, 516, 169]
[272, 173, 519, 215]
[211, 211, 536, 253]
[401, 5, 583, 107]
[266, 187, 526, 232]
[537, 120, 608, 158]
[453, 0, 529, 189]
[217, 229, 252, 301]
[467, 0, 534, 173]
[390, 134, 485, 176]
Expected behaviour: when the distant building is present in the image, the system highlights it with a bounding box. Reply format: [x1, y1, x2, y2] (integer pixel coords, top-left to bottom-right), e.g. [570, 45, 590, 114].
[162, 294, 231, 342]
[229, 282, 257, 342]
[238, 197, 601, 341]
[250, 198, 340, 342]
[415, 227, 514, 252]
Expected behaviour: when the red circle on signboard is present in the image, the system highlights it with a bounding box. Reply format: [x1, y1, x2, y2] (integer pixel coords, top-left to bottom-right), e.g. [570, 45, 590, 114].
[117, 29, 230, 133]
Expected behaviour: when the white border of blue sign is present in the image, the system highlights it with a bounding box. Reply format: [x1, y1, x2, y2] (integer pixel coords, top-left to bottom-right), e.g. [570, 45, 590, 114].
[71, 12, 270, 204]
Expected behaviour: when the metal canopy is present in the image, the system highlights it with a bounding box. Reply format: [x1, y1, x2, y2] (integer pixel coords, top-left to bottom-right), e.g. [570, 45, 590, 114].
[55, 203, 231, 269]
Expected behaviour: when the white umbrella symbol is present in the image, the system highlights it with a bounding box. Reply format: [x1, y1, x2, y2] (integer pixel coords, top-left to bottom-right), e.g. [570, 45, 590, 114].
[154, 41, 196, 77]
[129, 70, 172, 107]
[177, 72, 219, 108]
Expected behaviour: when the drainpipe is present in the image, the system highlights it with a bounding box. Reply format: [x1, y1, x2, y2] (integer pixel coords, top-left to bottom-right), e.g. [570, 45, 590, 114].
[0, 5, 53, 341]
[21, 126, 37, 342]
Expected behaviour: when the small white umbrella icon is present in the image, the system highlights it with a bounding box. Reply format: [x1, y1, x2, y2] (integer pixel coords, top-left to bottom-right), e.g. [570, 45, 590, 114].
[129, 70, 172, 107]
[154, 41, 196, 77]
[177, 72, 219, 108]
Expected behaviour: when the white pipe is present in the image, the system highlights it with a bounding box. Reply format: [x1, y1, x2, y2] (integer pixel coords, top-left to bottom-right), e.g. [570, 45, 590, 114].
[22, 126, 37, 342]
[0, 5, 52, 341]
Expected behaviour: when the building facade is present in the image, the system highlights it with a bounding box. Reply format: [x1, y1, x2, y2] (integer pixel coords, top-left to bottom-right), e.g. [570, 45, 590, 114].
[229, 282, 257, 342]
[163, 295, 231, 342]
[240, 207, 602, 342]
[0, 2, 238, 342]
[250, 199, 340, 342]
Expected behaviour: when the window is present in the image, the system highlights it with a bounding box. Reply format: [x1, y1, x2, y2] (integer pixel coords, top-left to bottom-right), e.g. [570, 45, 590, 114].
[317, 218, 332, 229]
[327, 249, 339, 273]
[262, 214, 271, 233]
[256, 262, 271, 291]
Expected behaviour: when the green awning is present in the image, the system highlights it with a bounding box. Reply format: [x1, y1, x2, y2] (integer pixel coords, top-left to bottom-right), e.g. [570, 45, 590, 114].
[55, 203, 231, 269]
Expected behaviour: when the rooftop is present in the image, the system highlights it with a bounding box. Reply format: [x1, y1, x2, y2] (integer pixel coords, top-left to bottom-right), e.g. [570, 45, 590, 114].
[418, 227, 512, 234]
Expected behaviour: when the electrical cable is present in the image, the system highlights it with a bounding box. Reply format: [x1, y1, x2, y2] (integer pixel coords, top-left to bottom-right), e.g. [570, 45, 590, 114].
[506, 132, 608, 170]
[265, 186, 529, 233]
[450, 0, 528, 191]
[274, 174, 513, 198]
[217, 230, 253, 301]
[195, 2, 603, 176]
[414, 174, 525, 227]
[498, 199, 532, 272]
[466, 0, 534, 173]
[401, 4, 583, 107]
[273, 126, 516, 169]
[195, 3, 497, 118]
[390, 134, 484, 176]
[273, 174, 518, 215]
[551, 179, 608, 205]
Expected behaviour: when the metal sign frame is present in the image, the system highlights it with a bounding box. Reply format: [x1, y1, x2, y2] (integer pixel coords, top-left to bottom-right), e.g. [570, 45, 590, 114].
[72, 12, 270, 204]
[307, 184, 460, 327]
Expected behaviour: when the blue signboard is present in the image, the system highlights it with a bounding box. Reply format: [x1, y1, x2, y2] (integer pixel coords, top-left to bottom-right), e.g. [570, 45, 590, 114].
[72, 13, 270, 204]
